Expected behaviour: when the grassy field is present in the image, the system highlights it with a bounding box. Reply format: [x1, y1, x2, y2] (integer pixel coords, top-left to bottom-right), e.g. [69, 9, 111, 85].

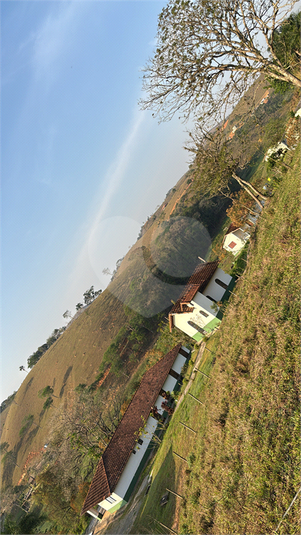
[130, 144, 300, 535]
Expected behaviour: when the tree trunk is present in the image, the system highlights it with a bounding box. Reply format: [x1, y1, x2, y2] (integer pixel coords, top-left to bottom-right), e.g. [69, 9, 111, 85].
[237, 175, 267, 200]
[232, 174, 263, 211]
[240, 204, 258, 215]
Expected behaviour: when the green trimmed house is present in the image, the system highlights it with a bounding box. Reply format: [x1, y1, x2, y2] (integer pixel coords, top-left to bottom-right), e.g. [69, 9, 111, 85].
[169, 261, 234, 342]
[81, 344, 190, 520]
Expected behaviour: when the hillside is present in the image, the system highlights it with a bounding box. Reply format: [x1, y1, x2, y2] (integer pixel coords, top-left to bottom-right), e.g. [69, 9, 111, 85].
[1, 291, 127, 485]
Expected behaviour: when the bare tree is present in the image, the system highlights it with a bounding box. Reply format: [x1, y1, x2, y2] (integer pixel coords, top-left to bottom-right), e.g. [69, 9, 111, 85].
[140, 0, 301, 124]
[45, 389, 123, 500]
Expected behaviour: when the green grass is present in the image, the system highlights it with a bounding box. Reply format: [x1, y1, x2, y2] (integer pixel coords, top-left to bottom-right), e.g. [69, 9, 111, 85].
[130, 145, 300, 535]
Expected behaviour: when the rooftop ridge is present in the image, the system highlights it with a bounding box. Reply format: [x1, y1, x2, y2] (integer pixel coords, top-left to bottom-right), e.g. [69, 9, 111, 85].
[170, 261, 219, 315]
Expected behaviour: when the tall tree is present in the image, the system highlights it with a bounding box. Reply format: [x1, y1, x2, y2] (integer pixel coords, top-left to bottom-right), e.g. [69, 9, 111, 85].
[185, 126, 266, 208]
[19, 366, 28, 374]
[267, 11, 301, 92]
[140, 0, 301, 123]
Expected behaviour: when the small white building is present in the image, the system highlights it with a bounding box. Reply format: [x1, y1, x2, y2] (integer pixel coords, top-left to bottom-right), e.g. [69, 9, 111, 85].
[264, 141, 289, 162]
[169, 261, 233, 342]
[223, 224, 250, 255]
[81, 344, 190, 519]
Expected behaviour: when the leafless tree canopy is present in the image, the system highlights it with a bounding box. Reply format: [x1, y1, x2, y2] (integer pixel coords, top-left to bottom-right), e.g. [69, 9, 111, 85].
[140, 0, 301, 123]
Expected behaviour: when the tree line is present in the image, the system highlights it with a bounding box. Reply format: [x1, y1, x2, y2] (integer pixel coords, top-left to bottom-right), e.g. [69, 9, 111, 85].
[20, 285, 102, 371]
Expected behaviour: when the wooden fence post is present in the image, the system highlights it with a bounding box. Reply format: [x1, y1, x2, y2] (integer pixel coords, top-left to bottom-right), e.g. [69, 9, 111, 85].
[188, 393, 203, 404]
[154, 519, 178, 534]
[166, 488, 184, 499]
[173, 451, 188, 463]
[194, 368, 209, 378]
[179, 421, 196, 434]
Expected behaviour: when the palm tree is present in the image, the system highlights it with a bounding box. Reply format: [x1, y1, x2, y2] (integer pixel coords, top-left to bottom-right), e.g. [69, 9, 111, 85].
[19, 366, 28, 374]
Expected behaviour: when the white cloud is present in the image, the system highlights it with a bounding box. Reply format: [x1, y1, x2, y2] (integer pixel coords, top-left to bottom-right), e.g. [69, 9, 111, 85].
[67, 109, 146, 295]
[88, 110, 145, 241]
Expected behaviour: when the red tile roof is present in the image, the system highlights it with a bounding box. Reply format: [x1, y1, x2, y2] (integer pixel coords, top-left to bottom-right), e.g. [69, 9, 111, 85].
[81, 344, 182, 515]
[225, 223, 239, 236]
[169, 261, 219, 316]
[222, 224, 240, 245]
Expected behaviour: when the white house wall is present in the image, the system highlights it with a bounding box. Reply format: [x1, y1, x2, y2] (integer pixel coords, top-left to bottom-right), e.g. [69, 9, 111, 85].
[99, 415, 158, 511]
[99, 492, 124, 512]
[161, 374, 178, 394]
[223, 230, 249, 255]
[224, 233, 244, 254]
[170, 352, 188, 375]
[203, 268, 232, 302]
[172, 294, 219, 338]
[173, 313, 197, 338]
[155, 394, 166, 415]
[191, 292, 218, 319]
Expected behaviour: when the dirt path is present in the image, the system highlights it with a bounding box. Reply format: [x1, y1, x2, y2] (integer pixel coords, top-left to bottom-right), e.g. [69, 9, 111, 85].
[169, 181, 193, 217]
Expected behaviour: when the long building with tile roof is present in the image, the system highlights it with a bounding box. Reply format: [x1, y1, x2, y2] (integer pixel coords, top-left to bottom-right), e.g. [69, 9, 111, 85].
[81, 344, 190, 518]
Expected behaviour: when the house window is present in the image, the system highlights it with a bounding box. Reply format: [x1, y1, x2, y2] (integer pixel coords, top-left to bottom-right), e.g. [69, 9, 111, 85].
[106, 496, 116, 504]
[215, 278, 228, 290]
[138, 438, 143, 445]
[132, 449, 136, 454]
[169, 368, 180, 380]
[187, 320, 206, 334]
[199, 310, 209, 317]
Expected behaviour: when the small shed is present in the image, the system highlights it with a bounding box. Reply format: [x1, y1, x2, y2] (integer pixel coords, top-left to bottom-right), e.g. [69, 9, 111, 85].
[223, 224, 250, 255]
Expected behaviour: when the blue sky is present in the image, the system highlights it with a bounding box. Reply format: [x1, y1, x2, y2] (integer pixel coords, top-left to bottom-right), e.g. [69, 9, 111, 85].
[1, 1, 193, 402]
